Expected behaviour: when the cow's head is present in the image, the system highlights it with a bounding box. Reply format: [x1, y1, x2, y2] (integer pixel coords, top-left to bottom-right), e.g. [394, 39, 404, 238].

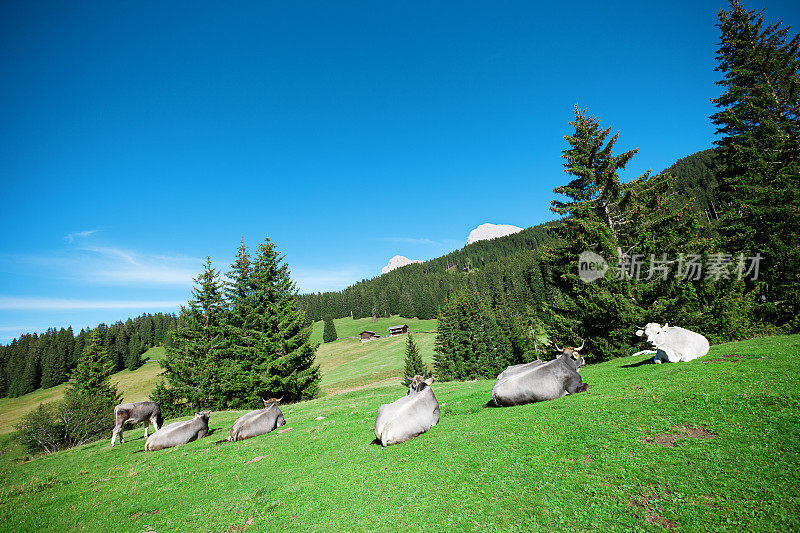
[261, 396, 283, 408]
[195, 410, 212, 421]
[554, 339, 586, 368]
[636, 323, 668, 347]
[406, 373, 434, 394]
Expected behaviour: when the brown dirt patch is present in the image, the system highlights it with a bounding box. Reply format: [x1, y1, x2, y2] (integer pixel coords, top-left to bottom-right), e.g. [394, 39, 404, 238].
[644, 425, 716, 447]
[226, 516, 254, 533]
[629, 486, 677, 530]
[704, 353, 743, 363]
[699, 495, 719, 508]
[646, 513, 678, 530]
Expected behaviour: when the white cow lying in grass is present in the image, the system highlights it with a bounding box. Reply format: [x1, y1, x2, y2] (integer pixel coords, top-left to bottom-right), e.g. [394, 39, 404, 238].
[636, 323, 709, 363]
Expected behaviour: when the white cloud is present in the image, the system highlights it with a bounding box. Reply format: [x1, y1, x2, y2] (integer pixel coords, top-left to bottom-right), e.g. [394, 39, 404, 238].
[4, 245, 203, 287]
[0, 298, 184, 311]
[64, 229, 99, 243]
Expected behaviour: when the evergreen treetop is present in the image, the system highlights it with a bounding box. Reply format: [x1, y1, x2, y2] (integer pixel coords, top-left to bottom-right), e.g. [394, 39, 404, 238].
[66, 330, 120, 406]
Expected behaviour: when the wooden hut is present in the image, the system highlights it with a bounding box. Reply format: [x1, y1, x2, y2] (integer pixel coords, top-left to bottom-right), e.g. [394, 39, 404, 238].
[359, 331, 380, 342]
[387, 324, 408, 336]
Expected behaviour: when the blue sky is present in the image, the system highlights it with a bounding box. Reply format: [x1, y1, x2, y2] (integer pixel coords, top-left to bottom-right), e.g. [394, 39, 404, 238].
[1, 0, 798, 342]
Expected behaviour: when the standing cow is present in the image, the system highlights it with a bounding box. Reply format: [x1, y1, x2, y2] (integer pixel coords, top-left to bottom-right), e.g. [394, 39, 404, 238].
[228, 397, 286, 442]
[375, 374, 440, 447]
[636, 323, 709, 363]
[491, 341, 589, 407]
[144, 411, 211, 451]
[111, 401, 163, 446]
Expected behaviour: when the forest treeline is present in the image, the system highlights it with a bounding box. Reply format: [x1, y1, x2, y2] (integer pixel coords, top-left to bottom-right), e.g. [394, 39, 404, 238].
[0, 313, 178, 398]
[296, 147, 723, 325]
[0, 148, 734, 398]
[297, 224, 557, 321]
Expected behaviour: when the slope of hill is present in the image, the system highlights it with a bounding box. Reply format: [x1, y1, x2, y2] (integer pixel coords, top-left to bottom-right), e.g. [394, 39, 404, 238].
[661, 148, 721, 220]
[311, 316, 437, 395]
[0, 318, 437, 432]
[1, 335, 797, 532]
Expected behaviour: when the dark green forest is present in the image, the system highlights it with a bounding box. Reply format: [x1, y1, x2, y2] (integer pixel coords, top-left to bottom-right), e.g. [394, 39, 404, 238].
[0, 313, 178, 398]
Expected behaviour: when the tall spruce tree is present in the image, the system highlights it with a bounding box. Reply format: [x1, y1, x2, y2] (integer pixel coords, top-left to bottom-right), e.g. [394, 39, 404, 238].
[66, 330, 120, 406]
[401, 333, 428, 386]
[322, 315, 338, 343]
[544, 106, 644, 361]
[152, 257, 227, 414]
[242, 238, 320, 403]
[711, 0, 800, 328]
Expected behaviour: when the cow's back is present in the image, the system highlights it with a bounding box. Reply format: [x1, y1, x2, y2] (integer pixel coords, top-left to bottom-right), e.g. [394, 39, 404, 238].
[375, 388, 439, 446]
[667, 327, 710, 361]
[492, 358, 577, 406]
[145, 416, 208, 451]
[230, 406, 284, 441]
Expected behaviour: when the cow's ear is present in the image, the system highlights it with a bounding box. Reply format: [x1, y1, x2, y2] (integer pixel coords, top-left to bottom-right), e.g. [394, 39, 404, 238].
[424, 378, 434, 386]
[635, 329, 644, 337]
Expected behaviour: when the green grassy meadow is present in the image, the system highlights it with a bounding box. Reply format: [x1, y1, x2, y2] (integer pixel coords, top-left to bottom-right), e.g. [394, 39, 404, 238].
[0, 317, 432, 432]
[0, 335, 798, 532]
[312, 316, 437, 395]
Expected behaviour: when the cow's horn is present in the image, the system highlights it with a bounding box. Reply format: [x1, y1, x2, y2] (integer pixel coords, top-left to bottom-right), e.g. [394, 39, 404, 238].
[554, 342, 562, 352]
[576, 338, 585, 351]
[276, 396, 283, 403]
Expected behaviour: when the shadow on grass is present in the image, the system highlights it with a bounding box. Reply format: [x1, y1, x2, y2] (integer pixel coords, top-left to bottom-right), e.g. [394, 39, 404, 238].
[620, 358, 655, 368]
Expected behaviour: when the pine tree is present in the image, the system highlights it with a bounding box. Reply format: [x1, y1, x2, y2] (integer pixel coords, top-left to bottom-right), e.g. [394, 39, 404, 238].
[401, 333, 428, 386]
[322, 315, 338, 343]
[544, 106, 644, 361]
[433, 289, 512, 381]
[66, 330, 120, 406]
[244, 238, 320, 403]
[152, 257, 227, 415]
[711, 0, 800, 328]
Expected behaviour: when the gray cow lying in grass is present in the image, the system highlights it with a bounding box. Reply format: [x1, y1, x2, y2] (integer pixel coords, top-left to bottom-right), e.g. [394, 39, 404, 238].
[636, 323, 710, 363]
[144, 411, 211, 451]
[491, 341, 589, 407]
[228, 397, 286, 442]
[375, 374, 440, 447]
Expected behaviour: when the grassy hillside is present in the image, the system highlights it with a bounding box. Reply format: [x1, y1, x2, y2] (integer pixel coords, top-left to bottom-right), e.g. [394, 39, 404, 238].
[0, 347, 166, 434]
[312, 315, 437, 395]
[309, 315, 437, 344]
[0, 318, 436, 432]
[0, 335, 797, 532]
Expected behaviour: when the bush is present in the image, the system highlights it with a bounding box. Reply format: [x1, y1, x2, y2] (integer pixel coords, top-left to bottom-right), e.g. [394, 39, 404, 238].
[15, 395, 116, 455]
[15, 403, 64, 454]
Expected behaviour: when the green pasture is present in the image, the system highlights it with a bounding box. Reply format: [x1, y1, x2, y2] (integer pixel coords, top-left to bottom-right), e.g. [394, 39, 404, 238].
[309, 315, 438, 344]
[0, 335, 798, 532]
[315, 332, 435, 395]
[0, 319, 434, 432]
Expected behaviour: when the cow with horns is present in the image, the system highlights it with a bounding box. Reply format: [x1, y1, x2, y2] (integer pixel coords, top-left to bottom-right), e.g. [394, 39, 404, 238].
[228, 397, 286, 442]
[374, 374, 440, 447]
[491, 340, 589, 407]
